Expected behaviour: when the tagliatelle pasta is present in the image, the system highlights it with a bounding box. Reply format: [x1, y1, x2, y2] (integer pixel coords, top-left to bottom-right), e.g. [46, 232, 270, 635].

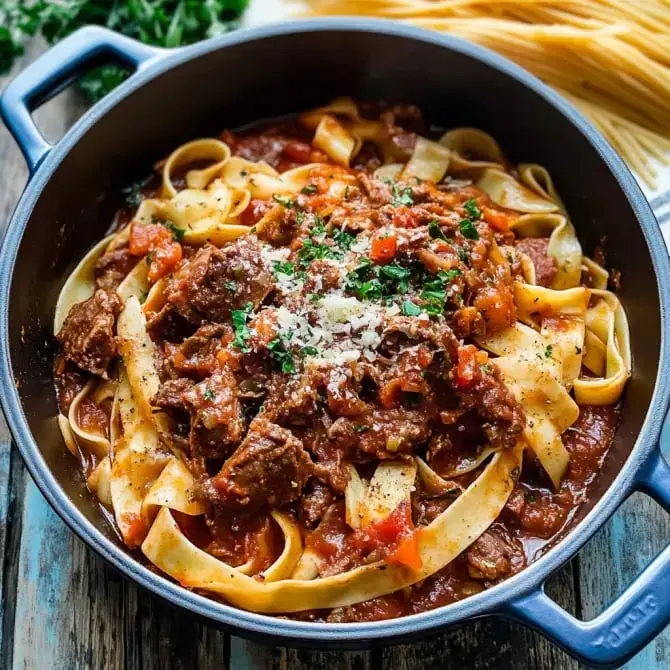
[52, 99, 630, 621]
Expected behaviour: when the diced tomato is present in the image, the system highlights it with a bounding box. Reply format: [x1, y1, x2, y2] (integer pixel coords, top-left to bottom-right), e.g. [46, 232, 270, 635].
[148, 241, 182, 282]
[129, 222, 171, 255]
[283, 140, 313, 163]
[240, 198, 272, 227]
[482, 206, 511, 232]
[392, 205, 420, 229]
[122, 514, 147, 548]
[456, 345, 488, 389]
[388, 532, 422, 571]
[370, 235, 397, 263]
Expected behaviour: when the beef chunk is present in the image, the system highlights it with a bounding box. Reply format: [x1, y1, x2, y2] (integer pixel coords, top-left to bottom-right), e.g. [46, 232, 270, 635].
[164, 238, 272, 324]
[299, 480, 335, 529]
[210, 419, 313, 511]
[465, 523, 526, 581]
[515, 238, 556, 287]
[454, 365, 525, 450]
[56, 289, 121, 378]
[256, 205, 300, 246]
[152, 378, 195, 413]
[95, 247, 138, 291]
[183, 367, 244, 464]
[357, 407, 432, 457]
[171, 323, 228, 377]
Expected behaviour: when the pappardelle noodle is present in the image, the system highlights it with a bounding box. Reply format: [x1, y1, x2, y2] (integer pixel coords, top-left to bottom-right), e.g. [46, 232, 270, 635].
[53, 100, 630, 621]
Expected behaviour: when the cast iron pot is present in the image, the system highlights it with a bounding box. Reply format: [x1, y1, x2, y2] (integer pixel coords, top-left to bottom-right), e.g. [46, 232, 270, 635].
[1, 19, 669, 668]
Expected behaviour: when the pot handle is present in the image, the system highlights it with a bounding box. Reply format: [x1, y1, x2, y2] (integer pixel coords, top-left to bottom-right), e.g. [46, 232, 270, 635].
[0, 26, 164, 174]
[503, 446, 670, 668]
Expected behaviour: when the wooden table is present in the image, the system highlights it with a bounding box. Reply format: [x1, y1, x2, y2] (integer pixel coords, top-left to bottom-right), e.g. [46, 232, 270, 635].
[0, 37, 668, 670]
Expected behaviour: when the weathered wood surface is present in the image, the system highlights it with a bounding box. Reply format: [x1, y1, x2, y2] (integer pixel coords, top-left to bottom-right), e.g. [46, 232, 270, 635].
[0, 37, 668, 670]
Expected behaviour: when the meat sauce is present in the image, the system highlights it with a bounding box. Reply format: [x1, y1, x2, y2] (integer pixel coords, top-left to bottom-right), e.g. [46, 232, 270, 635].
[53, 103, 623, 622]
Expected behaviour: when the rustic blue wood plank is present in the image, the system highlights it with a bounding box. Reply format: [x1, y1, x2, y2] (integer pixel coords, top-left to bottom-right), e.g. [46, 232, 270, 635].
[578, 492, 670, 669]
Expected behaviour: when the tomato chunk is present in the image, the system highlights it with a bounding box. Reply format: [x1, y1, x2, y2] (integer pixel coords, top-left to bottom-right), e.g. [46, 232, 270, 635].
[482, 206, 511, 232]
[456, 345, 488, 389]
[370, 235, 397, 264]
[283, 140, 313, 163]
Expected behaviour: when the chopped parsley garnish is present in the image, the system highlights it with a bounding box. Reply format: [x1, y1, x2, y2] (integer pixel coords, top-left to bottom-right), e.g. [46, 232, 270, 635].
[353, 424, 369, 433]
[511, 466, 521, 481]
[344, 186, 351, 200]
[231, 303, 253, 352]
[272, 194, 295, 209]
[164, 221, 186, 242]
[525, 491, 538, 503]
[300, 346, 319, 357]
[268, 337, 296, 374]
[464, 199, 482, 221]
[203, 389, 215, 401]
[459, 218, 480, 240]
[301, 184, 317, 195]
[224, 280, 237, 292]
[457, 246, 470, 265]
[346, 259, 411, 301]
[308, 292, 322, 303]
[428, 219, 447, 241]
[298, 238, 341, 267]
[146, 250, 155, 265]
[402, 300, 422, 316]
[418, 269, 462, 315]
[296, 211, 304, 225]
[311, 216, 326, 237]
[273, 260, 295, 277]
[384, 178, 414, 207]
[545, 344, 553, 358]
[332, 228, 355, 250]
[480, 363, 492, 374]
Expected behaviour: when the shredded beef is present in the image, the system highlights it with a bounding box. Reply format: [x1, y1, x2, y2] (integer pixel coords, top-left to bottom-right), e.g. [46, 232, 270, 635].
[94, 247, 138, 291]
[465, 523, 526, 581]
[515, 238, 556, 287]
[163, 238, 272, 324]
[152, 378, 195, 413]
[299, 481, 335, 529]
[56, 289, 121, 378]
[454, 364, 525, 449]
[183, 367, 244, 466]
[171, 323, 228, 377]
[210, 419, 313, 511]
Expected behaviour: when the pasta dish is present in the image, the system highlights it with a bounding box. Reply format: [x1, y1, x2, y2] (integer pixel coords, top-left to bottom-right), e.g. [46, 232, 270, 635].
[53, 99, 630, 621]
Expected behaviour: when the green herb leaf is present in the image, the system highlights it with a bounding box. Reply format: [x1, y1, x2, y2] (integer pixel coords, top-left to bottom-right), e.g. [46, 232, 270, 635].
[459, 218, 480, 240]
[224, 280, 237, 292]
[273, 260, 295, 277]
[203, 389, 216, 401]
[428, 219, 448, 241]
[231, 303, 253, 352]
[545, 344, 553, 358]
[463, 199, 482, 221]
[267, 337, 296, 374]
[164, 221, 186, 242]
[301, 184, 317, 195]
[272, 194, 295, 209]
[353, 423, 369, 433]
[402, 300, 422, 316]
[300, 346, 318, 357]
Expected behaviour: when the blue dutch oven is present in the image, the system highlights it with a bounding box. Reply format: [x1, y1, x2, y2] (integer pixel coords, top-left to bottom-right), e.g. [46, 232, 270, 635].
[0, 19, 669, 667]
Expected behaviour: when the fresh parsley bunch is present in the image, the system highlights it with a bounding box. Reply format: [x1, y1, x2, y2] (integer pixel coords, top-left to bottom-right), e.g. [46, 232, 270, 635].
[0, 0, 249, 100]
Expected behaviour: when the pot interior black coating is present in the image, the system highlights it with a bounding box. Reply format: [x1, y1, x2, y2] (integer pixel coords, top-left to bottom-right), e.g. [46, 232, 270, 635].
[6, 28, 658, 604]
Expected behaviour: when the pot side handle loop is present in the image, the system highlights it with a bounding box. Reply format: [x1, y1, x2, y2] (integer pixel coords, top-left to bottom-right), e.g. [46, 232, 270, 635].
[0, 26, 165, 175]
[504, 447, 670, 668]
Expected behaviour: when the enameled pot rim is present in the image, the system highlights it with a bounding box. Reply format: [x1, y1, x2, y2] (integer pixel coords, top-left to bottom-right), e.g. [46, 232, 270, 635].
[0, 18, 668, 644]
